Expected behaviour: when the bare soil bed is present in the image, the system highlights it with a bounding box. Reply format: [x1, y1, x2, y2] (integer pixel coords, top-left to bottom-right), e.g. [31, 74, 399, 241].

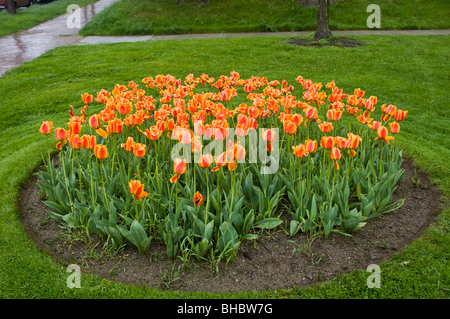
[19, 156, 442, 293]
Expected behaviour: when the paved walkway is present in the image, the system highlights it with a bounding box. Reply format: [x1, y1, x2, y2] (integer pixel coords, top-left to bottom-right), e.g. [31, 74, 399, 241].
[0, 0, 448, 77]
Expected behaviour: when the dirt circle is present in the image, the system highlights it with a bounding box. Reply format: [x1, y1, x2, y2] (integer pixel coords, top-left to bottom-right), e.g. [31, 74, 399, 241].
[287, 37, 365, 48]
[19, 157, 441, 293]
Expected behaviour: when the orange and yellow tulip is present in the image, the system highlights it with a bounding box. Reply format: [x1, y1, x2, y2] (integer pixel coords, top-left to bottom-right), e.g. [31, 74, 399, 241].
[376, 126, 395, 144]
[121, 137, 135, 152]
[305, 139, 318, 153]
[320, 136, 335, 149]
[330, 147, 341, 169]
[94, 144, 108, 160]
[292, 144, 309, 158]
[193, 191, 204, 207]
[55, 128, 67, 141]
[39, 121, 53, 135]
[133, 143, 146, 158]
[129, 180, 148, 201]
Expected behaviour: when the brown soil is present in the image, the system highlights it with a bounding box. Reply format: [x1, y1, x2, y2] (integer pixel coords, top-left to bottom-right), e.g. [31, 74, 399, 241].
[19, 157, 442, 293]
[288, 37, 365, 48]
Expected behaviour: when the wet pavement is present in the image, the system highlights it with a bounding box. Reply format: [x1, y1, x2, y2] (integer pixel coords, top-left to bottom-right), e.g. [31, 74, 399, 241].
[0, 0, 119, 76]
[0, 0, 449, 77]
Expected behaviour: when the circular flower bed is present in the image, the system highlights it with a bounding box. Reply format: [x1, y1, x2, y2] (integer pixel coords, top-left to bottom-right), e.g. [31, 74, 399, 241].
[37, 72, 408, 266]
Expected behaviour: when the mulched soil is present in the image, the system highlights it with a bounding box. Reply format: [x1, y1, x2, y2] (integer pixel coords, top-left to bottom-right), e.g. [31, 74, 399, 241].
[288, 37, 365, 48]
[19, 156, 442, 293]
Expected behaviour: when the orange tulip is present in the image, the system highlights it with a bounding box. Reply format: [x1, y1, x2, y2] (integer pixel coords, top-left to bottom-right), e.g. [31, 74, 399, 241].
[106, 118, 123, 135]
[319, 122, 333, 133]
[170, 158, 187, 183]
[68, 117, 81, 135]
[69, 134, 83, 150]
[305, 139, 318, 153]
[89, 114, 101, 129]
[39, 121, 53, 135]
[320, 136, 335, 149]
[292, 144, 309, 158]
[369, 120, 381, 131]
[133, 143, 146, 158]
[81, 93, 93, 105]
[143, 126, 162, 141]
[121, 136, 135, 152]
[262, 129, 276, 143]
[55, 128, 67, 141]
[211, 152, 227, 172]
[334, 136, 348, 149]
[376, 126, 395, 144]
[346, 133, 362, 156]
[283, 121, 297, 135]
[394, 109, 408, 122]
[330, 147, 341, 169]
[193, 191, 204, 207]
[129, 180, 148, 201]
[198, 154, 213, 168]
[174, 158, 187, 174]
[389, 121, 400, 134]
[94, 144, 108, 160]
[327, 109, 343, 121]
[82, 135, 96, 150]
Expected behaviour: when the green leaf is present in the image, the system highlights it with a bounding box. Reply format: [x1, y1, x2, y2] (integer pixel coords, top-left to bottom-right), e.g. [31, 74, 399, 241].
[254, 218, 283, 230]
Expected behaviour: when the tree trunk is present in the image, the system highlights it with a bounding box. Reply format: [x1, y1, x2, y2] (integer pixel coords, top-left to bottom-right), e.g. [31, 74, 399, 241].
[314, 0, 331, 40]
[6, 0, 17, 14]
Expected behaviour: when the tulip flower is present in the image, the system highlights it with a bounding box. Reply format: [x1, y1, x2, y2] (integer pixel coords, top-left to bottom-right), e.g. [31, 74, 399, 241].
[89, 114, 101, 129]
[327, 109, 343, 121]
[69, 134, 83, 150]
[330, 147, 341, 169]
[394, 109, 408, 122]
[319, 122, 333, 133]
[193, 191, 204, 207]
[292, 144, 309, 158]
[39, 121, 53, 135]
[198, 154, 213, 168]
[376, 126, 395, 144]
[320, 136, 335, 149]
[283, 121, 297, 135]
[133, 143, 146, 158]
[346, 133, 362, 156]
[129, 180, 149, 201]
[55, 128, 67, 141]
[121, 137, 135, 152]
[68, 117, 81, 135]
[106, 118, 123, 135]
[334, 136, 348, 149]
[81, 93, 93, 105]
[82, 135, 96, 150]
[305, 139, 317, 153]
[389, 121, 400, 134]
[94, 144, 109, 160]
[211, 152, 227, 172]
[170, 158, 187, 183]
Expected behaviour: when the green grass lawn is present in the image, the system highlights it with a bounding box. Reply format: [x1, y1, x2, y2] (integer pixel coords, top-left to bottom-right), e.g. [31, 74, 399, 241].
[0, 34, 449, 298]
[79, 0, 450, 36]
[0, 0, 99, 38]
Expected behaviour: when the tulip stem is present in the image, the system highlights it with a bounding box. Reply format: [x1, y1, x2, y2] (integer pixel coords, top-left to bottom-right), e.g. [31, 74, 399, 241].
[205, 168, 210, 225]
[76, 150, 82, 192]
[100, 160, 110, 211]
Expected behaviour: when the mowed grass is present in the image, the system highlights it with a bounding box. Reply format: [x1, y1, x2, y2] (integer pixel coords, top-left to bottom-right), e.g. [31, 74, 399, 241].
[0, 0, 99, 38]
[0, 35, 448, 298]
[79, 0, 450, 36]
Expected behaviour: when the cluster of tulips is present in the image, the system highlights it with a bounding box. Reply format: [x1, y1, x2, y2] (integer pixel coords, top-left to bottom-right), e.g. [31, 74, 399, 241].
[38, 72, 407, 263]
